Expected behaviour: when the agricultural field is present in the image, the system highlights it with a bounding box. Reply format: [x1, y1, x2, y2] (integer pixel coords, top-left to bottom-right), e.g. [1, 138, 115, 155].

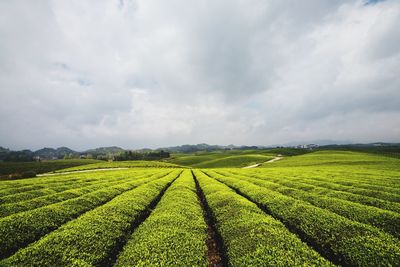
[53, 160, 183, 173]
[0, 159, 102, 179]
[0, 151, 399, 266]
[166, 149, 275, 168]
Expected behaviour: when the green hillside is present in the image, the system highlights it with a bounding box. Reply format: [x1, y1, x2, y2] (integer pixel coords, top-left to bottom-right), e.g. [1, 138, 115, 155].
[193, 154, 274, 168]
[168, 150, 275, 168]
[54, 160, 183, 173]
[262, 150, 400, 171]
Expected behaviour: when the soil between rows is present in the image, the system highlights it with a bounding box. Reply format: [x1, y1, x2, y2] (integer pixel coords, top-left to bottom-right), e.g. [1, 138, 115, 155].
[192, 170, 228, 267]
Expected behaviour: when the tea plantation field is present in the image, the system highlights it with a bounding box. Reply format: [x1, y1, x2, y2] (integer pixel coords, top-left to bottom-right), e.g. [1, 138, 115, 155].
[0, 151, 399, 266]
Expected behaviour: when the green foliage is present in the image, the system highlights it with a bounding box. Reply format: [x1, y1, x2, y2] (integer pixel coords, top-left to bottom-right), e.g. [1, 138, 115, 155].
[54, 160, 182, 172]
[0, 170, 172, 259]
[0, 172, 139, 218]
[115, 170, 208, 266]
[0, 150, 399, 265]
[0, 159, 102, 178]
[194, 170, 332, 266]
[114, 150, 170, 161]
[263, 150, 400, 169]
[229, 169, 400, 214]
[1, 170, 180, 266]
[168, 151, 274, 168]
[1, 171, 180, 266]
[205, 171, 400, 266]
[193, 154, 274, 168]
[318, 143, 400, 159]
[217, 170, 400, 238]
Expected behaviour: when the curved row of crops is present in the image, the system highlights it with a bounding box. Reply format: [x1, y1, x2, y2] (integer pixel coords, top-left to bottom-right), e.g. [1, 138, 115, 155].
[0, 166, 399, 266]
[204, 170, 400, 266]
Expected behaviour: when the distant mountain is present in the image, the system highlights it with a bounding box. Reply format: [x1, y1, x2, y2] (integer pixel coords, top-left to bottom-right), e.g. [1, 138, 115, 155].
[84, 146, 125, 155]
[159, 143, 225, 153]
[0, 146, 10, 153]
[0, 149, 34, 161]
[159, 143, 261, 153]
[56, 146, 76, 155]
[34, 147, 78, 159]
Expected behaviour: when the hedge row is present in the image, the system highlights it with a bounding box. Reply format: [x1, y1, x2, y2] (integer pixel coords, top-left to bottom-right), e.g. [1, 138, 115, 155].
[217, 170, 400, 238]
[230, 170, 400, 214]
[315, 178, 400, 196]
[0, 176, 109, 204]
[0, 171, 156, 218]
[273, 172, 400, 196]
[248, 169, 400, 203]
[1, 170, 181, 266]
[0, 169, 148, 195]
[115, 170, 208, 266]
[0, 170, 153, 205]
[194, 170, 332, 266]
[0, 171, 119, 198]
[287, 176, 400, 203]
[205, 171, 400, 266]
[0, 173, 98, 196]
[0, 170, 173, 259]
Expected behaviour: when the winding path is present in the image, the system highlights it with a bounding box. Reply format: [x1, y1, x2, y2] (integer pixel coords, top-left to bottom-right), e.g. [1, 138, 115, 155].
[242, 156, 283, 169]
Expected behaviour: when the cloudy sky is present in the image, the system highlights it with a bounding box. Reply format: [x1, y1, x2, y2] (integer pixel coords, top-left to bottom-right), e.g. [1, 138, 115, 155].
[0, 0, 399, 150]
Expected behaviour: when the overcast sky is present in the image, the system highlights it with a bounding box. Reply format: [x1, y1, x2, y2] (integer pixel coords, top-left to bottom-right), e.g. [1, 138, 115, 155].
[1, 0, 399, 150]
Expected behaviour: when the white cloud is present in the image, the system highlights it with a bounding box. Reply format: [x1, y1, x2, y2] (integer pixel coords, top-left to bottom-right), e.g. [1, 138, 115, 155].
[0, 0, 399, 150]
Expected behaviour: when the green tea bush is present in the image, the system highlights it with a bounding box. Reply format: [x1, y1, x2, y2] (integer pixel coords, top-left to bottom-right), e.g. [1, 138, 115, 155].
[1, 171, 180, 266]
[115, 170, 208, 266]
[194, 170, 332, 266]
[217, 170, 400, 238]
[0, 170, 172, 259]
[206, 171, 400, 266]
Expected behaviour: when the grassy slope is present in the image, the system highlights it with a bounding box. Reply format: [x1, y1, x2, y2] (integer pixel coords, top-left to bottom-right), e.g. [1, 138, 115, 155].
[54, 160, 182, 172]
[167, 150, 275, 168]
[0, 159, 102, 176]
[193, 154, 274, 168]
[263, 150, 400, 168]
[259, 150, 400, 182]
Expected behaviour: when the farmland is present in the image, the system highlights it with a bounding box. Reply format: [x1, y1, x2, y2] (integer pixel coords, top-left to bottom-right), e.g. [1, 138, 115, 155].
[0, 159, 102, 179]
[53, 160, 183, 173]
[0, 151, 399, 266]
[166, 150, 275, 168]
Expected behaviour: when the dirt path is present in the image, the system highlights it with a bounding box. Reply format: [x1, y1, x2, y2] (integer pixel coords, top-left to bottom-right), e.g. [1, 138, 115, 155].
[37, 167, 130, 176]
[242, 156, 283, 169]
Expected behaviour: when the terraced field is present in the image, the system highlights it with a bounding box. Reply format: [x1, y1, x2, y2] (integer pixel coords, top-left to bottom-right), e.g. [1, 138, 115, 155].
[0, 151, 399, 266]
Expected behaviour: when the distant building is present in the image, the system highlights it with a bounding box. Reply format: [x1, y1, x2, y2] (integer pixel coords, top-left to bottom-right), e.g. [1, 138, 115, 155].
[294, 144, 319, 150]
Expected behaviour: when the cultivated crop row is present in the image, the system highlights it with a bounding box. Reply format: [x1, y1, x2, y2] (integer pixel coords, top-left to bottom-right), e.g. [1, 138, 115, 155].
[0, 170, 157, 218]
[1, 170, 181, 266]
[249, 169, 400, 203]
[0, 170, 135, 197]
[229, 169, 400, 213]
[254, 166, 400, 188]
[115, 170, 208, 266]
[204, 170, 400, 266]
[0, 171, 147, 205]
[277, 172, 400, 196]
[193, 170, 332, 266]
[216, 170, 400, 238]
[0, 170, 174, 259]
[1, 166, 398, 266]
